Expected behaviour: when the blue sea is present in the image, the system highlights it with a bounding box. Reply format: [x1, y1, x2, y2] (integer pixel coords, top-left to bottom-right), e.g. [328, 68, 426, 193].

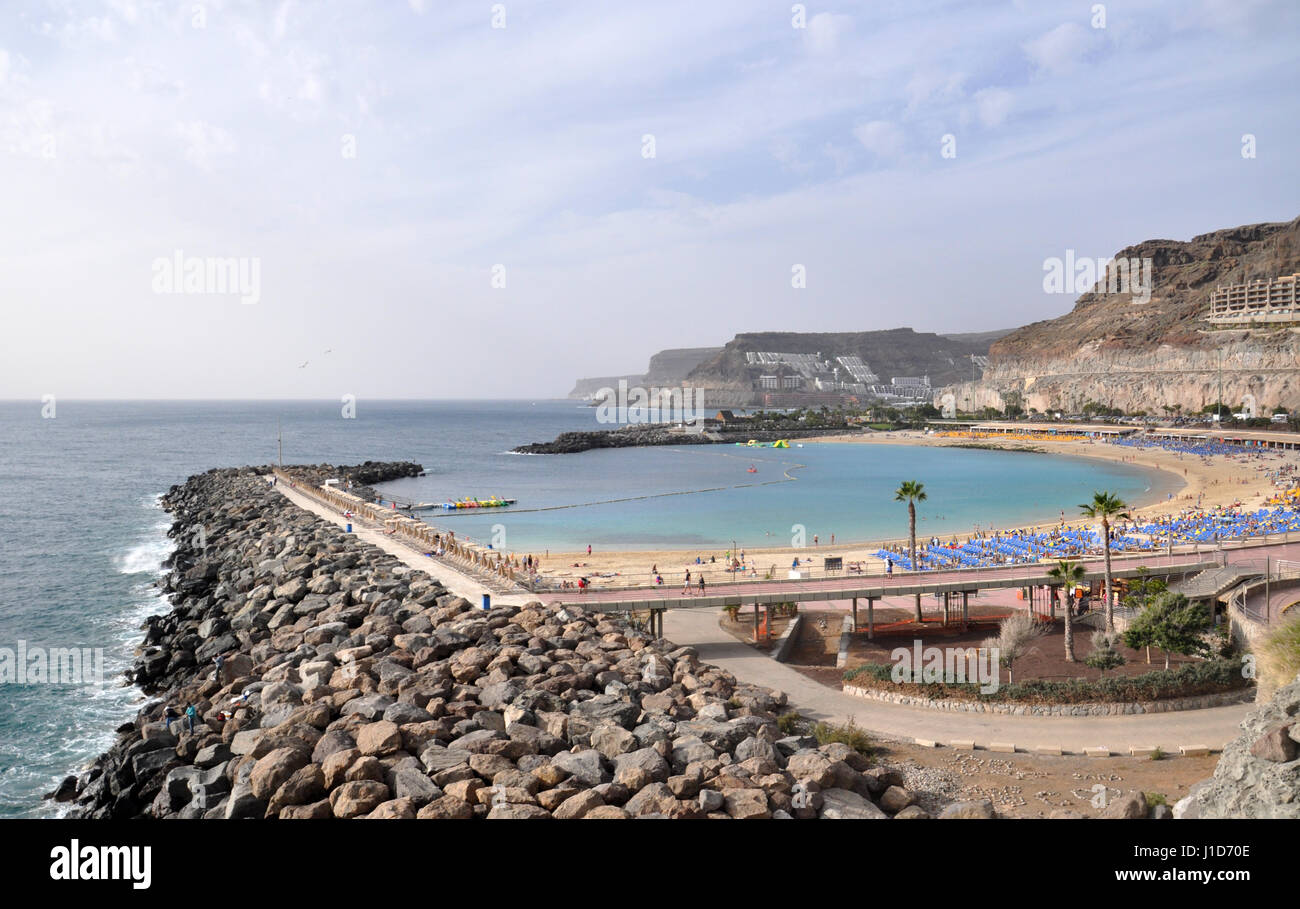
[0, 400, 1177, 815]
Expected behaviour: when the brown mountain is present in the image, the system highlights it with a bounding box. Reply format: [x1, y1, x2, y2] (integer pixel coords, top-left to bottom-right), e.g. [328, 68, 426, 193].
[947, 216, 1300, 415]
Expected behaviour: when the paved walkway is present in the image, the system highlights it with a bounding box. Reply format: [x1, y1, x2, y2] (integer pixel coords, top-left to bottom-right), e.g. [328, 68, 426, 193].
[272, 481, 533, 607]
[661, 607, 1253, 754]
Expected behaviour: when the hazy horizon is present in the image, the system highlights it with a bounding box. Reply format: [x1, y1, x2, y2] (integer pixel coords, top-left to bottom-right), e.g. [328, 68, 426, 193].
[3, 0, 1298, 399]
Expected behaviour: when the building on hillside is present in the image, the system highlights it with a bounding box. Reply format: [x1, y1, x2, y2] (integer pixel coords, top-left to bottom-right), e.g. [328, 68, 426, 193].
[1205, 273, 1300, 326]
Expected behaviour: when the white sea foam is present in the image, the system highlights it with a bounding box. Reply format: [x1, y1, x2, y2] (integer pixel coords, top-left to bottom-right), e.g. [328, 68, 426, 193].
[116, 530, 173, 575]
[117, 497, 173, 574]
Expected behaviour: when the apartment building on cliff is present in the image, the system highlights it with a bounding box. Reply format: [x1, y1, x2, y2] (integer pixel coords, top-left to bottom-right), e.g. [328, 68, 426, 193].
[1205, 273, 1300, 326]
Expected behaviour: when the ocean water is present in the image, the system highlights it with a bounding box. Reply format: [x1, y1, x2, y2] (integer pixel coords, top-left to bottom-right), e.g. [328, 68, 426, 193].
[0, 400, 1176, 815]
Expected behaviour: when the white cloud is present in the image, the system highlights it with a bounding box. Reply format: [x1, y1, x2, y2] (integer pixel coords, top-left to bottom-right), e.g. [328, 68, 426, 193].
[973, 87, 1013, 128]
[1022, 22, 1092, 74]
[803, 12, 852, 55]
[851, 120, 905, 160]
[0, 0, 1295, 398]
[273, 1, 292, 41]
[174, 120, 237, 171]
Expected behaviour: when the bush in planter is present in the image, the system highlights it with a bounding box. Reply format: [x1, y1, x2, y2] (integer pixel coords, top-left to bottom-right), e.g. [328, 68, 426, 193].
[842, 658, 1249, 704]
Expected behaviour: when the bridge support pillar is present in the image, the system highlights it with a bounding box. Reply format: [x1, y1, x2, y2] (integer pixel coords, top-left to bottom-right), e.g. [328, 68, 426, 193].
[753, 603, 760, 642]
[962, 591, 969, 631]
[852, 597, 858, 632]
[867, 597, 875, 641]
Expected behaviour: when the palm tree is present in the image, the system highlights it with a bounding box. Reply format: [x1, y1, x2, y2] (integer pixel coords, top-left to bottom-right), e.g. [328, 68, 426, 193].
[895, 480, 927, 623]
[1047, 559, 1086, 662]
[1080, 491, 1131, 633]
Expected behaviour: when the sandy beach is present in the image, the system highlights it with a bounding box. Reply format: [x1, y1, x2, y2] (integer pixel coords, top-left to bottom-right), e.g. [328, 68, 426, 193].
[528, 430, 1300, 590]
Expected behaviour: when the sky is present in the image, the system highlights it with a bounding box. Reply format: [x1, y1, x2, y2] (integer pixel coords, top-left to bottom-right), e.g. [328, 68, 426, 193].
[1, 0, 1297, 399]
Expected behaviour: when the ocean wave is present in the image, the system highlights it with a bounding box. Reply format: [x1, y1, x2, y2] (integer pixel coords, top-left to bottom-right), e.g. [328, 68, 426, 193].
[116, 494, 173, 575]
[116, 531, 173, 575]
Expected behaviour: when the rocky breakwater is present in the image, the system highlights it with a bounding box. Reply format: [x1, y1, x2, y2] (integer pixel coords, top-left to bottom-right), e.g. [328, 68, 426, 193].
[61, 465, 964, 819]
[514, 426, 852, 455]
[514, 426, 720, 454]
[290, 460, 424, 503]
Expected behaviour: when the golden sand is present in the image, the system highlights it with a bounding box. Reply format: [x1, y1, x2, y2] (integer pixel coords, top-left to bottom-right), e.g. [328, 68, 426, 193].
[527, 430, 1300, 589]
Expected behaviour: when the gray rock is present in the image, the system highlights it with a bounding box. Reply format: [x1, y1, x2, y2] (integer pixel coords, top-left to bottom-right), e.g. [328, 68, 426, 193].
[551, 749, 611, 787]
[613, 748, 670, 784]
[1099, 792, 1147, 820]
[393, 766, 442, 808]
[698, 789, 725, 812]
[939, 799, 997, 819]
[818, 788, 887, 819]
[570, 694, 640, 729]
[340, 693, 395, 721]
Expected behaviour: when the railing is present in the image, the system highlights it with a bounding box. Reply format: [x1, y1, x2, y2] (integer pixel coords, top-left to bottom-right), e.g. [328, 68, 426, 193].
[272, 468, 529, 592]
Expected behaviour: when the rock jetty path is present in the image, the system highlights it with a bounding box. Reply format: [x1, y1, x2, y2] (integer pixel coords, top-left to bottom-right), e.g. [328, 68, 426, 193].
[273, 479, 533, 608]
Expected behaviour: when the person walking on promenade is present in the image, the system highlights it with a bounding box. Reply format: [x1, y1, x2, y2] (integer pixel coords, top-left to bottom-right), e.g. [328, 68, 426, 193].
[886, 557, 894, 578]
[698, 574, 706, 594]
[682, 570, 691, 594]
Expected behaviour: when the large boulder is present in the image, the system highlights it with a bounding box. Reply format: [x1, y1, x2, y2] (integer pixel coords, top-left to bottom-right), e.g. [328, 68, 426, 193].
[1188, 673, 1300, 819]
[551, 749, 611, 787]
[249, 747, 311, 800]
[329, 780, 390, 819]
[819, 788, 887, 819]
[938, 799, 997, 819]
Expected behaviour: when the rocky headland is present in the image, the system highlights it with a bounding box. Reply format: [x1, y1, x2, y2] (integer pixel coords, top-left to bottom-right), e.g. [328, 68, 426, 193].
[1176, 671, 1300, 819]
[57, 463, 949, 820]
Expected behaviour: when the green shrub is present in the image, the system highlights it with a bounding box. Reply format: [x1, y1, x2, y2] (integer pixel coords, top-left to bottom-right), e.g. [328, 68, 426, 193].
[840, 658, 1250, 705]
[1150, 746, 1165, 761]
[777, 711, 802, 735]
[1257, 611, 1300, 695]
[812, 719, 873, 756]
[1146, 792, 1169, 807]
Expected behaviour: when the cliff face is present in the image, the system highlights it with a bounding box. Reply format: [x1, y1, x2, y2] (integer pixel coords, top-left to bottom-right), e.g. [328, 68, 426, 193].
[644, 347, 723, 384]
[944, 217, 1300, 414]
[685, 328, 1007, 389]
[567, 347, 722, 398]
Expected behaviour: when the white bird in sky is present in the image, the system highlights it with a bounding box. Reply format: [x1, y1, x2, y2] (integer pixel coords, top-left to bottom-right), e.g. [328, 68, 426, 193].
[298, 360, 309, 369]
